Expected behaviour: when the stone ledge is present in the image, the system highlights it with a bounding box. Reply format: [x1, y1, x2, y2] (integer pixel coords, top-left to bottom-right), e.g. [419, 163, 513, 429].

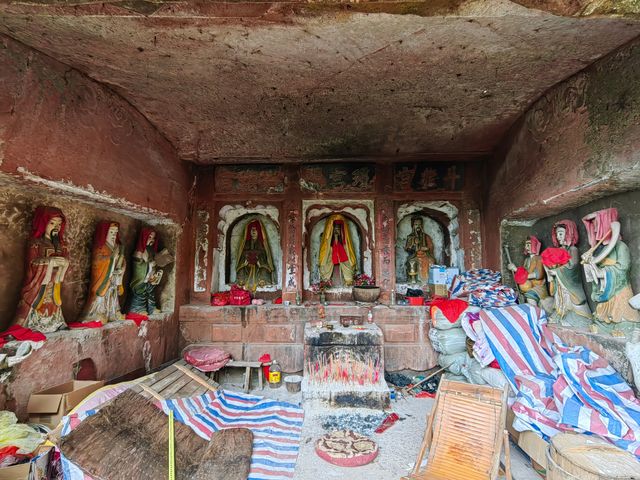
[1, 313, 175, 419]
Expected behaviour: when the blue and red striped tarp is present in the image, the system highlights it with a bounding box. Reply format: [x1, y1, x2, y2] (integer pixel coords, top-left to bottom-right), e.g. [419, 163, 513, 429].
[60, 387, 304, 480]
[161, 390, 304, 480]
[480, 304, 640, 457]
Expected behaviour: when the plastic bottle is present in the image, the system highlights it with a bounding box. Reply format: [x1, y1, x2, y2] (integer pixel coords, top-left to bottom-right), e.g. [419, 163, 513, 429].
[367, 309, 373, 324]
[390, 289, 396, 306]
[268, 360, 282, 388]
[295, 291, 302, 306]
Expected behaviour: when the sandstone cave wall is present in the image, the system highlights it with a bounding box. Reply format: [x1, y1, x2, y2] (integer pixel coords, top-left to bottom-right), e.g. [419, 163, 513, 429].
[484, 38, 640, 271]
[501, 189, 640, 307]
[0, 35, 194, 411]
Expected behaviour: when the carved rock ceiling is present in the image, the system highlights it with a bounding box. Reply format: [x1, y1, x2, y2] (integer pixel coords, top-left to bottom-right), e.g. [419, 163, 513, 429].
[1, 1, 640, 164]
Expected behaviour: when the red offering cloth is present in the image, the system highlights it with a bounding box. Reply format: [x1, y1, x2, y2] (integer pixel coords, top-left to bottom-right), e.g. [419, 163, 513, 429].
[0, 325, 46, 348]
[125, 312, 148, 327]
[514, 266, 529, 285]
[542, 247, 572, 267]
[331, 241, 348, 264]
[429, 298, 468, 323]
[67, 322, 103, 329]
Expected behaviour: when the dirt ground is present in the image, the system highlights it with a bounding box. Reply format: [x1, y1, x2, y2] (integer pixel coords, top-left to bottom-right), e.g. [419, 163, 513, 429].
[228, 377, 543, 480]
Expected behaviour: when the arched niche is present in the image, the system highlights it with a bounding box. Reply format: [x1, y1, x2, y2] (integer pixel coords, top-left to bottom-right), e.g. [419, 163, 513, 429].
[308, 214, 364, 288]
[216, 205, 281, 292]
[395, 201, 463, 289]
[302, 200, 374, 291]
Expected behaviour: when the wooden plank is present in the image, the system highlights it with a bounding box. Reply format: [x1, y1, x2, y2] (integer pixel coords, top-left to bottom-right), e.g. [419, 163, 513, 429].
[158, 374, 194, 398]
[143, 368, 184, 393]
[227, 360, 262, 368]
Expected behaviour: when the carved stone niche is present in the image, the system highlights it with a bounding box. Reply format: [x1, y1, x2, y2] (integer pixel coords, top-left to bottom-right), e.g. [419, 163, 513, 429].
[302, 200, 374, 293]
[215, 205, 282, 292]
[395, 201, 463, 293]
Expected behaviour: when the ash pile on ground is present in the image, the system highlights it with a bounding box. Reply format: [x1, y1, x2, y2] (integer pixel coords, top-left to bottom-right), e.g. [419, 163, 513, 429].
[320, 412, 387, 436]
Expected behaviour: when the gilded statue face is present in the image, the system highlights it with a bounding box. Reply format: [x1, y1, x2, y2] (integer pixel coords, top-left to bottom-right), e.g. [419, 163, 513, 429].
[556, 226, 567, 245]
[147, 231, 156, 246]
[250, 226, 258, 241]
[525, 240, 532, 255]
[46, 217, 63, 239]
[106, 224, 119, 246]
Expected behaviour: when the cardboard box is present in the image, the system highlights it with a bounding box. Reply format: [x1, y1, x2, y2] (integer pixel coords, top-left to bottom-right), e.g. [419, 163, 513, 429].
[0, 445, 53, 480]
[27, 380, 104, 428]
[432, 284, 448, 297]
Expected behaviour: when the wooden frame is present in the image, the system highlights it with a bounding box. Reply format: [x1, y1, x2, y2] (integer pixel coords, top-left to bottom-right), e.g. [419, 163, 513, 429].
[403, 377, 512, 480]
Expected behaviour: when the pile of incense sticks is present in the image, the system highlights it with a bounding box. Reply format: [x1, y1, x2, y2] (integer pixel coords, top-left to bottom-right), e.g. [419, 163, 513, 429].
[305, 350, 381, 385]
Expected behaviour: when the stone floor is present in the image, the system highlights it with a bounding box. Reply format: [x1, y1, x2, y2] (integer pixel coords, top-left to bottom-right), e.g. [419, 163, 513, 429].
[219, 374, 543, 480]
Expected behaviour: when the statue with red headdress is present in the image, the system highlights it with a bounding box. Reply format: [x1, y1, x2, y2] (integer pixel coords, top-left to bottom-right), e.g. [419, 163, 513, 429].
[235, 219, 275, 292]
[541, 220, 592, 327]
[79, 221, 126, 324]
[14, 206, 69, 333]
[318, 214, 358, 287]
[507, 236, 551, 311]
[582, 208, 639, 330]
[128, 228, 173, 315]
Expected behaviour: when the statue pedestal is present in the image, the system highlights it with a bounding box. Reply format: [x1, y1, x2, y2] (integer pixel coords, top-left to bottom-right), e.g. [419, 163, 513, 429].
[302, 322, 390, 410]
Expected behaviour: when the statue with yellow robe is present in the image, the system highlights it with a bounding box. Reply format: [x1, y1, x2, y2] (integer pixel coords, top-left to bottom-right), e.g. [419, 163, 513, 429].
[235, 219, 275, 292]
[318, 214, 358, 287]
[80, 221, 126, 325]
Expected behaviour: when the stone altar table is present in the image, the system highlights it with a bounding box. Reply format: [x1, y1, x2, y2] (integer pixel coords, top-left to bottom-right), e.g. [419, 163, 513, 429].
[302, 321, 390, 409]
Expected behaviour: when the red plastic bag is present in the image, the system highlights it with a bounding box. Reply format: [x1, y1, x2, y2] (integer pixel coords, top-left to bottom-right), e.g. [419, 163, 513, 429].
[375, 413, 399, 433]
[229, 285, 251, 306]
[211, 291, 230, 306]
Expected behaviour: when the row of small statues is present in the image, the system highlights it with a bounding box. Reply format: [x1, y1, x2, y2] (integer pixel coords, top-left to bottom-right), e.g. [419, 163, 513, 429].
[507, 208, 639, 332]
[13, 206, 173, 334]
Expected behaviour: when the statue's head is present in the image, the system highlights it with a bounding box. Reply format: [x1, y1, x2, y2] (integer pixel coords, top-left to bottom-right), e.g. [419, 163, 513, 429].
[136, 228, 158, 254]
[107, 224, 119, 244]
[46, 216, 64, 240]
[552, 220, 578, 247]
[94, 221, 121, 248]
[525, 236, 541, 256]
[31, 206, 66, 245]
[250, 225, 258, 241]
[555, 225, 567, 245]
[411, 216, 423, 232]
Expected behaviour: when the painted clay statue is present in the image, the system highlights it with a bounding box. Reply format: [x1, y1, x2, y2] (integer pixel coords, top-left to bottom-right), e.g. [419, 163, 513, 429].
[318, 214, 357, 287]
[80, 221, 125, 324]
[582, 208, 639, 327]
[508, 236, 551, 310]
[128, 228, 173, 315]
[235, 219, 275, 291]
[14, 206, 69, 333]
[542, 220, 592, 327]
[404, 216, 435, 284]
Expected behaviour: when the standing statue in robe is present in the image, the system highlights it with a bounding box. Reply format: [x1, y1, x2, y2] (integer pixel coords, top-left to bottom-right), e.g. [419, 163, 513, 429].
[508, 236, 551, 310]
[404, 216, 435, 284]
[542, 220, 592, 327]
[318, 214, 357, 287]
[235, 219, 275, 292]
[14, 206, 70, 333]
[128, 228, 173, 316]
[80, 221, 125, 325]
[582, 208, 639, 329]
